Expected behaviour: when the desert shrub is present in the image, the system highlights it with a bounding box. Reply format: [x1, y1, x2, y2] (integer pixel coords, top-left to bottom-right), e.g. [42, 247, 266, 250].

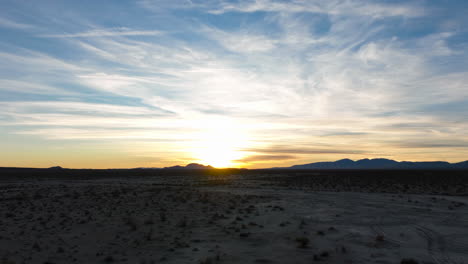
[401, 258, 418, 264]
[375, 234, 385, 242]
[145, 228, 153, 241]
[240, 232, 250, 238]
[295, 237, 309, 248]
[124, 217, 137, 231]
[177, 217, 187, 228]
[104, 256, 115, 262]
[199, 257, 213, 264]
[0, 257, 16, 264]
[160, 212, 166, 222]
[144, 217, 154, 225]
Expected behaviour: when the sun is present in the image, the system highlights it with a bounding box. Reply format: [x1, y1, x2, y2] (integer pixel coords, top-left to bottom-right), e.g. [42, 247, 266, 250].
[187, 118, 249, 168]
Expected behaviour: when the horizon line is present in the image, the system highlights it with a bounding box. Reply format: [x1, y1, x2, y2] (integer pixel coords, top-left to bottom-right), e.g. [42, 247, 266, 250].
[2, 157, 467, 170]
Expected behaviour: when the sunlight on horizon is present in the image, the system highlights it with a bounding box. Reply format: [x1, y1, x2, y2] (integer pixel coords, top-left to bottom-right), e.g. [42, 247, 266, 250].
[187, 118, 250, 168]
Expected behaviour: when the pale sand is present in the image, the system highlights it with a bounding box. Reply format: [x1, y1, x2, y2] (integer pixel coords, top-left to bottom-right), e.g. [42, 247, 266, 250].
[1, 177, 467, 264]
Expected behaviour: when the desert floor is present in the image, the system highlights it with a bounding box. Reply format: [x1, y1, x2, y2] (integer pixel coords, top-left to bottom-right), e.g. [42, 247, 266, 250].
[1, 175, 468, 264]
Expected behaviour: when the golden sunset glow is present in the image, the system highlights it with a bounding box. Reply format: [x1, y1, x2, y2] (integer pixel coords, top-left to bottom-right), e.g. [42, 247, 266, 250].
[187, 118, 250, 168]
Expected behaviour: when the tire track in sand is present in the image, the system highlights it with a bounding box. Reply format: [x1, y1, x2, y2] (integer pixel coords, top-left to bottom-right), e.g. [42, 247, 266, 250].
[414, 224, 454, 264]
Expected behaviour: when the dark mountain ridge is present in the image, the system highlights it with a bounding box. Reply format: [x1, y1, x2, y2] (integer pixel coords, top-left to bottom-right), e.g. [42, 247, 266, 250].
[285, 158, 468, 169]
[163, 163, 214, 170]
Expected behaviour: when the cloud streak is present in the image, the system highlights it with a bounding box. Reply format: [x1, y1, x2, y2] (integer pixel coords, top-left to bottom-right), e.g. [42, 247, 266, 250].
[0, 16, 33, 29]
[39, 28, 162, 38]
[246, 146, 369, 155]
[209, 0, 424, 18]
[235, 154, 296, 163]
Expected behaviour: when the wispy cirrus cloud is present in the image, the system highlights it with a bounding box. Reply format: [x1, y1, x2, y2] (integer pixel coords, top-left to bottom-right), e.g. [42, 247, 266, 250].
[0, 79, 77, 95]
[39, 27, 162, 38]
[235, 154, 296, 163]
[0, 101, 170, 116]
[208, 0, 424, 18]
[0, 16, 34, 29]
[0, 50, 86, 73]
[245, 146, 369, 155]
[202, 26, 277, 53]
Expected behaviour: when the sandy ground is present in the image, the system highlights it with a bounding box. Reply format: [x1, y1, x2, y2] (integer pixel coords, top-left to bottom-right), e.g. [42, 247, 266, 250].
[1, 177, 468, 264]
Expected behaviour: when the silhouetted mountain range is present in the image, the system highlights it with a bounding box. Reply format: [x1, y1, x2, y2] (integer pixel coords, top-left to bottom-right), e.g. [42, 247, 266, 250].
[280, 158, 468, 169]
[163, 163, 214, 170]
[135, 163, 214, 170]
[143, 159, 468, 170]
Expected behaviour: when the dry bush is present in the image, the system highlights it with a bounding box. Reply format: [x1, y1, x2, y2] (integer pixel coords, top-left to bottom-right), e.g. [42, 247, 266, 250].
[401, 258, 418, 264]
[296, 237, 310, 248]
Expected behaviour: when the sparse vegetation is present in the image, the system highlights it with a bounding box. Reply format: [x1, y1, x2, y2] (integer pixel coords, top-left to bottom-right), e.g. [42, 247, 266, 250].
[1, 169, 466, 264]
[104, 256, 115, 263]
[400, 258, 419, 264]
[199, 257, 213, 264]
[123, 216, 138, 231]
[295, 237, 309, 248]
[375, 234, 385, 242]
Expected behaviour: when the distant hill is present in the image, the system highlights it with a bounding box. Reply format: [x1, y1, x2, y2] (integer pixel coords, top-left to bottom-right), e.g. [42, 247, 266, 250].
[281, 158, 468, 169]
[135, 163, 215, 170]
[163, 163, 214, 170]
[48, 166, 63, 170]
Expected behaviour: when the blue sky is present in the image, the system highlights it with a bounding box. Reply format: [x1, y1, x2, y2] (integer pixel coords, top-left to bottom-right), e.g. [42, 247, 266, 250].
[1, 0, 467, 168]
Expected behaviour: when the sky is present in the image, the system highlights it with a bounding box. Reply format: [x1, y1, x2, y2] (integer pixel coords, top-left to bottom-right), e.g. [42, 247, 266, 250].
[1, 0, 468, 169]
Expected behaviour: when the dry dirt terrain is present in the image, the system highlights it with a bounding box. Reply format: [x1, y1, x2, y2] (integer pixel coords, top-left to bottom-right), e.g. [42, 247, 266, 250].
[1, 173, 468, 264]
